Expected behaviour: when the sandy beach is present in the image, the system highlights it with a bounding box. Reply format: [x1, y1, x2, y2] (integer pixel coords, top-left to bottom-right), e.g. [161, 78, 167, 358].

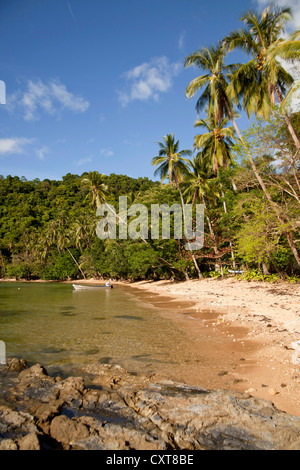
[112, 277, 300, 417]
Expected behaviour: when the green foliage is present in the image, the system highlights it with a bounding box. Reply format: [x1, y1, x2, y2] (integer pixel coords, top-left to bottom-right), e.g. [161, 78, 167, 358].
[1, 159, 299, 283]
[271, 247, 294, 271]
[6, 263, 30, 280]
[235, 270, 299, 284]
[42, 250, 80, 280]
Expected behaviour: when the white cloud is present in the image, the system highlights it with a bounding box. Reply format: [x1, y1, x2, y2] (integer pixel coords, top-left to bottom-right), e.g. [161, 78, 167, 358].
[118, 56, 182, 106]
[50, 82, 89, 113]
[0, 137, 35, 156]
[9, 78, 89, 121]
[100, 148, 114, 157]
[35, 145, 50, 160]
[74, 156, 93, 166]
[178, 32, 185, 51]
[253, 0, 300, 31]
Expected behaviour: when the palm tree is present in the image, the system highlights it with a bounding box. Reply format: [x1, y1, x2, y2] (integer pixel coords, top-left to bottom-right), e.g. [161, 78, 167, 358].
[193, 114, 236, 174]
[183, 156, 217, 206]
[81, 170, 129, 237]
[183, 157, 235, 275]
[152, 134, 203, 278]
[81, 171, 108, 208]
[192, 115, 237, 268]
[185, 44, 239, 123]
[44, 219, 86, 279]
[184, 44, 249, 171]
[185, 43, 300, 268]
[72, 215, 95, 251]
[183, 157, 221, 266]
[152, 134, 191, 188]
[223, 3, 300, 151]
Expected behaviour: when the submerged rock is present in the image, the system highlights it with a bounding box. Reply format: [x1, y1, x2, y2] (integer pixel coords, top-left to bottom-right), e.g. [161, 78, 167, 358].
[0, 360, 299, 450]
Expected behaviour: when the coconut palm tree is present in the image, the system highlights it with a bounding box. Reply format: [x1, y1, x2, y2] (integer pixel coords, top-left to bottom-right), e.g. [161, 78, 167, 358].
[44, 219, 86, 279]
[183, 157, 231, 274]
[72, 215, 95, 252]
[81, 170, 129, 236]
[223, 2, 300, 151]
[183, 156, 217, 206]
[152, 134, 191, 187]
[152, 134, 203, 278]
[184, 44, 250, 171]
[193, 110, 238, 270]
[81, 171, 108, 208]
[185, 44, 240, 123]
[193, 113, 237, 263]
[193, 115, 236, 174]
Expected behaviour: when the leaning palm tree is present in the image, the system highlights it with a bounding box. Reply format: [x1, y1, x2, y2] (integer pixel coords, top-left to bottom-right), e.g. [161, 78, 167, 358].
[152, 134, 203, 278]
[183, 157, 234, 275]
[223, 2, 300, 151]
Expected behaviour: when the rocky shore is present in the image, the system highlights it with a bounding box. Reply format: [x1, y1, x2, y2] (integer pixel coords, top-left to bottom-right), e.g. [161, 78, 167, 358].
[1, 358, 300, 450]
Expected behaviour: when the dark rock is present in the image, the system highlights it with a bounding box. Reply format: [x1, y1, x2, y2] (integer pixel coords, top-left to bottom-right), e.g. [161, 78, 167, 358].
[18, 432, 41, 450]
[6, 358, 28, 372]
[0, 405, 42, 449]
[57, 376, 85, 406]
[50, 415, 89, 449]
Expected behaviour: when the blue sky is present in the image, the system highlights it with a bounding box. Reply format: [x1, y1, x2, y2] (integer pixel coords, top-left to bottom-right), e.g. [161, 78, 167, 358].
[0, 0, 299, 181]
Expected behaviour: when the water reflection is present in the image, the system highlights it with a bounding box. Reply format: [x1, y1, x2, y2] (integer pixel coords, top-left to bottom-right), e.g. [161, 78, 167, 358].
[0, 282, 194, 376]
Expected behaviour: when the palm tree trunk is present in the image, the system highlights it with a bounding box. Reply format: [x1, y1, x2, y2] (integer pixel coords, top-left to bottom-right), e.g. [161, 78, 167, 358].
[66, 247, 86, 279]
[0, 250, 5, 278]
[201, 196, 220, 271]
[291, 160, 300, 195]
[224, 99, 300, 268]
[219, 182, 236, 269]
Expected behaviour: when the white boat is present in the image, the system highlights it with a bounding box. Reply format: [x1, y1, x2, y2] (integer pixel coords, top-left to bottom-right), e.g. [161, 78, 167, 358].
[72, 282, 113, 290]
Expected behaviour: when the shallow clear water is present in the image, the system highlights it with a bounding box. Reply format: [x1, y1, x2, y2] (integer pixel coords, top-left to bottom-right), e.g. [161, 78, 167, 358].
[0, 282, 194, 376]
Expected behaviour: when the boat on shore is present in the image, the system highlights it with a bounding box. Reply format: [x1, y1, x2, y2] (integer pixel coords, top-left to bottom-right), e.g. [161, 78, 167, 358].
[72, 282, 113, 290]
